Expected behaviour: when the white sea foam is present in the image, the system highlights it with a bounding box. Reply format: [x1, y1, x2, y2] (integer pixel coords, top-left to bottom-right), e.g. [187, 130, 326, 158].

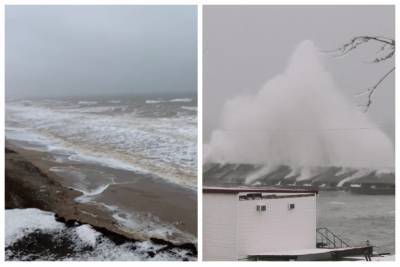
[146, 98, 193, 104]
[5, 129, 50, 151]
[5, 100, 197, 189]
[181, 106, 197, 111]
[74, 184, 112, 203]
[78, 101, 98, 105]
[169, 98, 192, 103]
[71, 105, 127, 113]
[145, 100, 163, 104]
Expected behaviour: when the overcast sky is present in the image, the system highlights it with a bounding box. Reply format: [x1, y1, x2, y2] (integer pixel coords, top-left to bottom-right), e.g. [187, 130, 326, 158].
[6, 5, 197, 99]
[204, 5, 395, 142]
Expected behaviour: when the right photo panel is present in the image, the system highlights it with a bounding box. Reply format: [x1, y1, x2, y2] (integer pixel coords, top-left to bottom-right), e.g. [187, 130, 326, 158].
[202, 5, 395, 261]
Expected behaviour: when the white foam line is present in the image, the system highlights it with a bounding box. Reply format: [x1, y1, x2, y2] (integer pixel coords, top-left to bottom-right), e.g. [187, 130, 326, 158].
[74, 183, 112, 203]
[169, 98, 192, 103]
[181, 106, 197, 111]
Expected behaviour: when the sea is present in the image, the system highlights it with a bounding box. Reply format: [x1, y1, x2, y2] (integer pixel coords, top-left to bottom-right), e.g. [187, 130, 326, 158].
[5, 94, 197, 189]
[317, 191, 395, 254]
[5, 93, 197, 261]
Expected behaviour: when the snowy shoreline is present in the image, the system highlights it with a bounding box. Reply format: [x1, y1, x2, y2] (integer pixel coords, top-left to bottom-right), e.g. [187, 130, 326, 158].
[5, 208, 196, 261]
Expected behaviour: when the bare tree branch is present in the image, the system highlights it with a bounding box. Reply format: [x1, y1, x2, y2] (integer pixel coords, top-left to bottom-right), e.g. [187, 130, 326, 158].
[371, 49, 395, 63]
[323, 36, 395, 63]
[323, 36, 395, 111]
[359, 66, 395, 112]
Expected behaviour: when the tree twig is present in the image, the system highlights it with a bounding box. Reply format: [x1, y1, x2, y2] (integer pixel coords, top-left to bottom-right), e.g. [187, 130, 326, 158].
[359, 66, 395, 112]
[323, 36, 395, 62]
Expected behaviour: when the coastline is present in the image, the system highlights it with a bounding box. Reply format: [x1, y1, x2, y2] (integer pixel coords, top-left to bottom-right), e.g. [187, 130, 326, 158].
[5, 140, 197, 248]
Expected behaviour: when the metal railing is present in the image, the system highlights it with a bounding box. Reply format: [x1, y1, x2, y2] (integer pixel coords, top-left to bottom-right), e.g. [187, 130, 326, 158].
[316, 227, 350, 248]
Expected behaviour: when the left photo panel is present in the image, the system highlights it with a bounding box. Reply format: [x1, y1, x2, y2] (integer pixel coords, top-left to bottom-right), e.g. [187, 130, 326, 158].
[5, 5, 197, 261]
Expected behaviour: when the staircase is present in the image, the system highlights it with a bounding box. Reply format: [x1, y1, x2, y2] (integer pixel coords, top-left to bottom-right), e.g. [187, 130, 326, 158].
[316, 227, 350, 249]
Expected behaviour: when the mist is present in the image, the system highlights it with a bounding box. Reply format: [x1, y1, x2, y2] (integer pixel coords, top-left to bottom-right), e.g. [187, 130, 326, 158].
[203, 5, 395, 142]
[5, 5, 197, 99]
[204, 41, 394, 169]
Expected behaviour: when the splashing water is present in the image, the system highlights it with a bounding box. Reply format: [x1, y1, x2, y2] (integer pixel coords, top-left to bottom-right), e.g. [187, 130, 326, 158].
[204, 40, 394, 170]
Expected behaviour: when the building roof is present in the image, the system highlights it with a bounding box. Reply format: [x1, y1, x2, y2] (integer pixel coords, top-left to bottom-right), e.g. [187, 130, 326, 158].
[203, 186, 319, 194]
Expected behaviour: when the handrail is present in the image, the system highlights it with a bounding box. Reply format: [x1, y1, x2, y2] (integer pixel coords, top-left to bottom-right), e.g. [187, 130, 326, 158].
[316, 227, 350, 248]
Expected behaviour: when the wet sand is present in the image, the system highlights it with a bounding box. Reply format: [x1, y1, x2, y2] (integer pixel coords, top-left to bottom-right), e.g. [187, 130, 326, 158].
[97, 180, 197, 234]
[5, 140, 197, 245]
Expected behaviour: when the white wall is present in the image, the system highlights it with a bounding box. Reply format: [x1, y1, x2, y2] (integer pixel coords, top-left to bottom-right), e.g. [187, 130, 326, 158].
[203, 193, 237, 260]
[236, 194, 316, 259]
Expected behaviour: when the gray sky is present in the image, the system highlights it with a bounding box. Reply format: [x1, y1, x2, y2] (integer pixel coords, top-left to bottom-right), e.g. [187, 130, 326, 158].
[203, 5, 395, 142]
[6, 5, 197, 99]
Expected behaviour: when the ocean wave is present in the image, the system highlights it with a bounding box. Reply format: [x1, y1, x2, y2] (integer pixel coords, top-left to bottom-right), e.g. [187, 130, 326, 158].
[181, 106, 197, 111]
[145, 100, 163, 104]
[169, 98, 192, 103]
[78, 101, 98, 105]
[5, 101, 197, 189]
[146, 98, 193, 104]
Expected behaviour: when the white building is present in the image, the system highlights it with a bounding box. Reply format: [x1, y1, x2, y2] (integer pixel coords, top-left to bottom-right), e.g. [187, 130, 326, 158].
[203, 187, 319, 261]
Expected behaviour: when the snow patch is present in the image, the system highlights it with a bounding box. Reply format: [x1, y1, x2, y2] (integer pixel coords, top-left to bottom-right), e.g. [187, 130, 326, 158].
[5, 208, 64, 247]
[75, 225, 101, 247]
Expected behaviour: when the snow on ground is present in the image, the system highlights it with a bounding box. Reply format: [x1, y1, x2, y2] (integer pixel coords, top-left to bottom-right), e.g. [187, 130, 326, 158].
[5, 208, 196, 261]
[5, 208, 64, 247]
[74, 224, 100, 247]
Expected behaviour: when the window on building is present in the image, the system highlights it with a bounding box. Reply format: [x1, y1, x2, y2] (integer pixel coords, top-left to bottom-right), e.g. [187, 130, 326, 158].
[256, 204, 268, 212]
